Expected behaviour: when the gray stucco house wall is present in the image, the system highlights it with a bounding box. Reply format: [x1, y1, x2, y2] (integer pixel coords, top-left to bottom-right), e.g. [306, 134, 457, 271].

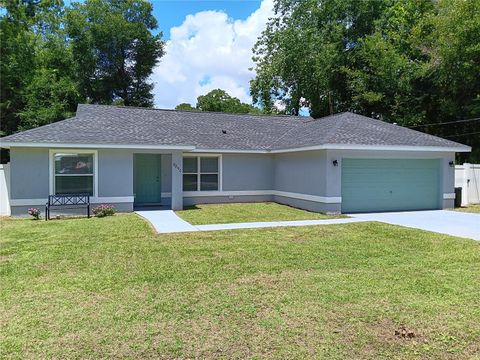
[7, 147, 457, 215]
[1, 104, 470, 216]
[272, 151, 334, 213]
[10, 147, 49, 201]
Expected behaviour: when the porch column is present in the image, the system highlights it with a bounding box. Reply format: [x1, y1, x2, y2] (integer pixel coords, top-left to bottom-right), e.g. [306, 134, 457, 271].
[171, 151, 183, 210]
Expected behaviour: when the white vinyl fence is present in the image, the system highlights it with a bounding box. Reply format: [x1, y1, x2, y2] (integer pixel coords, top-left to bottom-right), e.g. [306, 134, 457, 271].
[455, 163, 480, 206]
[0, 163, 11, 216]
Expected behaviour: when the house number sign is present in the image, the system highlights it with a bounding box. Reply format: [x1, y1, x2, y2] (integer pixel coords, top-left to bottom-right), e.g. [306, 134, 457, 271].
[173, 162, 182, 173]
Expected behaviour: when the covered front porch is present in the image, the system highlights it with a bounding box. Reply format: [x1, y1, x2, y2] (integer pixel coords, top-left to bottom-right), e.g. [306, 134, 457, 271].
[132, 151, 183, 210]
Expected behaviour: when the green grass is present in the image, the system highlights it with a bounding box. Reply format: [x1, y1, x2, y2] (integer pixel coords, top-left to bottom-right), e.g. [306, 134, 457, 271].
[176, 202, 344, 225]
[1, 215, 479, 359]
[454, 204, 480, 213]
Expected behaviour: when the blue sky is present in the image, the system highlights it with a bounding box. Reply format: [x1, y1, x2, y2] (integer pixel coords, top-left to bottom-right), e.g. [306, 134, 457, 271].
[65, 0, 283, 111]
[151, 0, 275, 109]
[151, 1, 262, 39]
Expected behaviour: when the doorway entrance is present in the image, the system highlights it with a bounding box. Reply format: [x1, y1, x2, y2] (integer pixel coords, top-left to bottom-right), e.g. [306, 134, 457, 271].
[133, 154, 162, 205]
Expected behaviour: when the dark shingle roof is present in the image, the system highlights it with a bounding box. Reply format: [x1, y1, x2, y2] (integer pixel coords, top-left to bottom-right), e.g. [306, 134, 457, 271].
[0, 104, 470, 151]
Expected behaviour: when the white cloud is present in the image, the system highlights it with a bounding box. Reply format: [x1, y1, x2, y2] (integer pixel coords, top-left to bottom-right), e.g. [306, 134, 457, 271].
[152, 0, 274, 109]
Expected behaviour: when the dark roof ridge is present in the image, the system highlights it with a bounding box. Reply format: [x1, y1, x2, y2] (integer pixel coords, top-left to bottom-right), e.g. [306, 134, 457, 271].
[301, 111, 352, 123]
[269, 112, 357, 150]
[77, 103, 310, 120]
[266, 121, 305, 149]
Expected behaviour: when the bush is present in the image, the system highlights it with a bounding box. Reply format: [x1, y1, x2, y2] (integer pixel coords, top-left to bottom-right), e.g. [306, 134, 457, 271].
[28, 208, 41, 220]
[92, 204, 116, 217]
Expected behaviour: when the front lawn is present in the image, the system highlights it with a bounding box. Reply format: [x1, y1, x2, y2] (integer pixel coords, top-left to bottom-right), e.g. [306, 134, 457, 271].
[454, 204, 480, 213]
[176, 202, 344, 225]
[1, 215, 479, 358]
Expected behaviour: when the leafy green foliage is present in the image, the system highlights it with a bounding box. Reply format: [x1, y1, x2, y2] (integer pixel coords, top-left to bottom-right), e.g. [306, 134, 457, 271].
[0, 0, 40, 136]
[65, 0, 164, 107]
[19, 68, 80, 130]
[175, 89, 265, 114]
[0, 0, 164, 138]
[175, 103, 199, 111]
[196, 89, 255, 113]
[251, 0, 480, 160]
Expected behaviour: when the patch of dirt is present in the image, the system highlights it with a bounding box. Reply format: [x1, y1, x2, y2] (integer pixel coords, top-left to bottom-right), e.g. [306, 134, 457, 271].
[0, 255, 13, 263]
[394, 325, 416, 339]
[371, 319, 424, 343]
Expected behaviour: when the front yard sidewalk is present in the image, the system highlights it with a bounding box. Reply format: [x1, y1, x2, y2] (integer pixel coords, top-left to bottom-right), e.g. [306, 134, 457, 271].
[135, 210, 198, 233]
[135, 209, 366, 234]
[193, 217, 367, 232]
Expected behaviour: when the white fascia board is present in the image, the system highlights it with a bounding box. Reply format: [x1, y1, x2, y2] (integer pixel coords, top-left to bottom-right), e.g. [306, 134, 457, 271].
[169, 144, 472, 154]
[270, 144, 472, 153]
[1, 142, 470, 153]
[189, 148, 268, 154]
[0, 142, 196, 151]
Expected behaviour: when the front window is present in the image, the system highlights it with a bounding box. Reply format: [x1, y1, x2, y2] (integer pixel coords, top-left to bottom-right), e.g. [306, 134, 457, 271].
[54, 153, 94, 195]
[183, 156, 219, 191]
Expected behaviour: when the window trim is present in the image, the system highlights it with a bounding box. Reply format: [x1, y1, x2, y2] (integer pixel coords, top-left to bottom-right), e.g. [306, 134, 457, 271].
[182, 154, 222, 192]
[49, 149, 98, 197]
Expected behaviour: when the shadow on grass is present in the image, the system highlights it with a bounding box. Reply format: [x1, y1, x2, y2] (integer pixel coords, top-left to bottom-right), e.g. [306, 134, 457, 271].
[182, 205, 201, 211]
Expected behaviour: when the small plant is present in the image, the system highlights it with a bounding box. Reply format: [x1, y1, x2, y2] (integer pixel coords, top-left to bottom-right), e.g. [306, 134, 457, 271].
[92, 204, 116, 218]
[28, 208, 41, 220]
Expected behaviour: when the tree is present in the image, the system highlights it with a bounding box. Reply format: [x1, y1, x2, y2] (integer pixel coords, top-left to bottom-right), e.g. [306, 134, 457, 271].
[175, 103, 198, 111]
[251, 0, 387, 117]
[196, 89, 246, 113]
[342, 0, 436, 127]
[175, 89, 264, 114]
[0, 0, 164, 139]
[0, 0, 79, 134]
[20, 1, 81, 130]
[65, 0, 165, 107]
[0, 0, 38, 136]
[420, 0, 480, 161]
[19, 68, 80, 130]
[251, 0, 480, 161]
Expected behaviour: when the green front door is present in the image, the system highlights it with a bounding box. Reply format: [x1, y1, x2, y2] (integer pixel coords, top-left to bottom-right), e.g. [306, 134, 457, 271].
[341, 158, 441, 213]
[134, 154, 162, 204]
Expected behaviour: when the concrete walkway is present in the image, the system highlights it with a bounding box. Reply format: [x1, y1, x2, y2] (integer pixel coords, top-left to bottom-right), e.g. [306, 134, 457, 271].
[351, 210, 480, 241]
[135, 210, 198, 233]
[135, 210, 368, 234]
[195, 218, 368, 231]
[136, 209, 479, 240]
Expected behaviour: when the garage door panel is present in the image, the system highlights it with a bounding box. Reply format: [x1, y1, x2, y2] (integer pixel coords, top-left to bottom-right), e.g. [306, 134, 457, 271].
[341, 159, 441, 213]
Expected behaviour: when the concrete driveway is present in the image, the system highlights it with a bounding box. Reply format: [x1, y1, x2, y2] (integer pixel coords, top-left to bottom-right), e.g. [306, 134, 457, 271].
[352, 210, 480, 241]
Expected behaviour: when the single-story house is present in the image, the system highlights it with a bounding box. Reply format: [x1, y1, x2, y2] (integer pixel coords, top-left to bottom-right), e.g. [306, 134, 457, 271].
[0, 104, 471, 215]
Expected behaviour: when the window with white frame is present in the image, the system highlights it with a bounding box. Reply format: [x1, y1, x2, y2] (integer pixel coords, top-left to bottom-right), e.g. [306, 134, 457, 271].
[183, 156, 220, 191]
[53, 152, 95, 195]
